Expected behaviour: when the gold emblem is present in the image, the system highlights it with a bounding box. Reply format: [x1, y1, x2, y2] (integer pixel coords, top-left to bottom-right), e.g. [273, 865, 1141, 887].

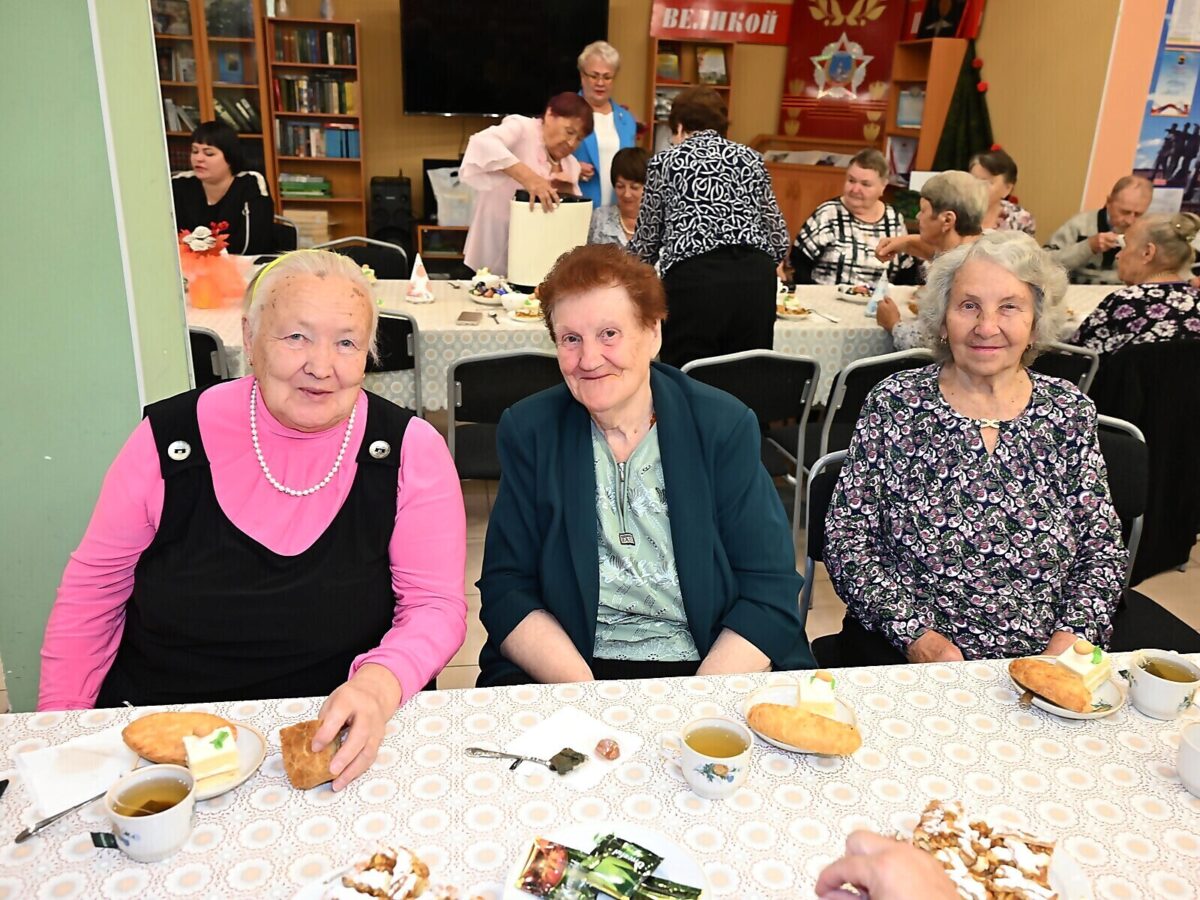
[809, 0, 888, 27]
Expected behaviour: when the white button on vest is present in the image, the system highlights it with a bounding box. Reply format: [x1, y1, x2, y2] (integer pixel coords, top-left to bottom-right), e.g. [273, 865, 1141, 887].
[368, 440, 391, 459]
[167, 440, 191, 461]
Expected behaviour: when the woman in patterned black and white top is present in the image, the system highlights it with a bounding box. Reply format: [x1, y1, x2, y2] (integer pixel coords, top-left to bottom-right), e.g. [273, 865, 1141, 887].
[823, 232, 1127, 666]
[1071, 212, 1200, 355]
[629, 87, 790, 368]
[790, 148, 919, 286]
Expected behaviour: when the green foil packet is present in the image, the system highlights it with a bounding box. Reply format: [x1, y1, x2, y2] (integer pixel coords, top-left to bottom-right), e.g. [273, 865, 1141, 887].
[631, 875, 704, 899]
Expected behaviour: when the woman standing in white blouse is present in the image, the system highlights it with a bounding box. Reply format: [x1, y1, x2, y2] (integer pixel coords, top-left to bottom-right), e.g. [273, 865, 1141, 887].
[573, 41, 638, 209]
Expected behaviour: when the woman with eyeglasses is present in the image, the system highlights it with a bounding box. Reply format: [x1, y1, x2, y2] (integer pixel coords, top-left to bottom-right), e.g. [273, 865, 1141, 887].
[460, 92, 593, 277]
[573, 41, 638, 210]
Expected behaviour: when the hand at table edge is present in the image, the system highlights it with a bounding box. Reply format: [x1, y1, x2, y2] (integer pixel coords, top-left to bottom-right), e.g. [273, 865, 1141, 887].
[816, 830, 958, 900]
[314, 663, 403, 791]
[905, 629, 965, 664]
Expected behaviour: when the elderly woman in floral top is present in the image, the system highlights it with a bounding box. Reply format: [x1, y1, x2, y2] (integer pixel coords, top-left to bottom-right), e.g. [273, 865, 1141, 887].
[1071, 212, 1200, 355]
[823, 232, 1128, 665]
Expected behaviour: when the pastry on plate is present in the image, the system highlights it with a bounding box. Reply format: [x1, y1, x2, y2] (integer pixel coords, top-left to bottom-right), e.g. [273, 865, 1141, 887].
[122, 711, 237, 766]
[281, 719, 342, 790]
[324, 845, 429, 899]
[1008, 657, 1091, 713]
[746, 702, 861, 755]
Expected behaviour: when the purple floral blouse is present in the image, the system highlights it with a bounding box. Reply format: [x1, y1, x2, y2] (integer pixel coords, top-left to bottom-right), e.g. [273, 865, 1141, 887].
[823, 366, 1127, 660]
[1071, 281, 1200, 355]
[996, 198, 1037, 237]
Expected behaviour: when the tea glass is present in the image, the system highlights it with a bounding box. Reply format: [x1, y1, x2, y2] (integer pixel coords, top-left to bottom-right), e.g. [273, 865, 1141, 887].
[660, 716, 753, 800]
[104, 764, 196, 863]
[1123, 652, 1200, 720]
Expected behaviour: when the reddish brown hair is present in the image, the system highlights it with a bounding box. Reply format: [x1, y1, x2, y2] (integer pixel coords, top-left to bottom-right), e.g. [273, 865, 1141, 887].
[545, 92, 594, 137]
[667, 86, 728, 136]
[539, 244, 667, 339]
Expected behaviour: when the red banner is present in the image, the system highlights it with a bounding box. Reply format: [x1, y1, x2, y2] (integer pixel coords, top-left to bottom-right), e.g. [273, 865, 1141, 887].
[777, 0, 910, 141]
[649, 0, 793, 45]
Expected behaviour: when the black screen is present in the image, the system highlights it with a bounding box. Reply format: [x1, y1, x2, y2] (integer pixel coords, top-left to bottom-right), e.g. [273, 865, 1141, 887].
[401, 0, 609, 117]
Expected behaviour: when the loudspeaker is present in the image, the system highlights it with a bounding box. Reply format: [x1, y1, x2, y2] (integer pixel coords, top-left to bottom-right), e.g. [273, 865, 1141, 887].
[369, 176, 413, 261]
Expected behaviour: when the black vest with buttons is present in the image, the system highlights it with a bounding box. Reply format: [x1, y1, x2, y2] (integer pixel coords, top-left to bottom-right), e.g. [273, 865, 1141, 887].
[94, 387, 412, 707]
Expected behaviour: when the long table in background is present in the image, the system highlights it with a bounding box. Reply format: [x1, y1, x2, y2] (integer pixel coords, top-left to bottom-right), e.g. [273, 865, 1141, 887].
[186, 282, 1114, 413]
[2, 656, 1198, 898]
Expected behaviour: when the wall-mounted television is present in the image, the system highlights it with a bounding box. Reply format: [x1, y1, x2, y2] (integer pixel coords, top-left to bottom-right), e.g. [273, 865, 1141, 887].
[400, 0, 610, 117]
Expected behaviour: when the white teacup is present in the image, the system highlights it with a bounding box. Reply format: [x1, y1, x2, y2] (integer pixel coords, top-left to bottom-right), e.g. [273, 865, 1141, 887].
[104, 764, 195, 863]
[660, 716, 753, 800]
[1180, 723, 1200, 799]
[1122, 651, 1200, 720]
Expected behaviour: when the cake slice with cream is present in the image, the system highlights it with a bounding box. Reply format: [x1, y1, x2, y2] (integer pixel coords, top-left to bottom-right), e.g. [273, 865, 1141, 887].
[796, 670, 838, 719]
[1054, 638, 1111, 692]
[183, 725, 240, 793]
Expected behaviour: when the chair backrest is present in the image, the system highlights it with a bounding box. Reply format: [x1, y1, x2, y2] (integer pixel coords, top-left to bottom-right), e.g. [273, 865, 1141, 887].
[446, 351, 563, 458]
[313, 236, 409, 280]
[188, 326, 229, 389]
[682, 350, 820, 426]
[799, 449, 847, 613]
[1031, 341, 1101, 393]
[1096, 414, 1148, 589]
[366, 313, 422, 414]
[272, 215, 299, 252]
[820, 348, 934, 457]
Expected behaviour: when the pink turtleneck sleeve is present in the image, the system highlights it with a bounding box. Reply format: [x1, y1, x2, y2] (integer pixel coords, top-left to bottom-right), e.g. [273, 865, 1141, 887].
[38, 377, 467, 710]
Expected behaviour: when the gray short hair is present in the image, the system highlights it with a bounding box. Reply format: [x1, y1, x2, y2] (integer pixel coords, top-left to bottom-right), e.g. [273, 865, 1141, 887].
[243, 249, 379, 362]
[921, 170, 988, 236]
[578, 41, 620, 72]
[919, 231, 1068, 366]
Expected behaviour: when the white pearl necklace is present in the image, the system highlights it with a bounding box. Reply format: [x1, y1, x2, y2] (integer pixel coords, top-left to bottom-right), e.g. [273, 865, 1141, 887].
[250, 380, 356, 497]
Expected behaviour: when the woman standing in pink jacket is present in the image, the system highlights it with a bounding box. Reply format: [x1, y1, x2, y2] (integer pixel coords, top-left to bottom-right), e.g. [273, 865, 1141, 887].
[38, 250, 468, 790]
[460, 92, 592, 276]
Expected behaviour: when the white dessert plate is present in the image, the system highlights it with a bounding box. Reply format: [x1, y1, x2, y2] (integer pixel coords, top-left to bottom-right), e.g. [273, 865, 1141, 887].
[835, 283, 873, 303]
[1015, 656, 1127, 720]
[740, 684, 857, 755]
[469, 292, 504, 306]
[193, 721, 266, 801]
[503, 822, 708, 899]
[1049, 849, 1094, 899]
[507, 310, 545, 325]
[776, 308, 812, 321]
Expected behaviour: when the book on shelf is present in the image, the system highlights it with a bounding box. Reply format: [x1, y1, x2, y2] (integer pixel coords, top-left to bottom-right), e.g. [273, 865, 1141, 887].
[213, 97, 250, 133]
[235, 97, 262, 133]
[217, 49, 244, 84]
[276, 121, 360, 158]
[163, 98, 181, 132]
[273, 26, 356, 65]
[176, 55, 196, 83]
[282, 207, 332, 247]
[696, 46, 728, 85]
[175, 103, 200, 131]
[273, 75, 358, 114]
[656, 46, 681, 81]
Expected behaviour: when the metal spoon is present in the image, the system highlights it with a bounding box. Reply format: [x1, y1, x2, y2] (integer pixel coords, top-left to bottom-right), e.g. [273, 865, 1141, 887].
[488, 312, 500, 325]
[465, 746, 586, 774]
[810, 309, 841, 324]
[14, 789, 107, 843]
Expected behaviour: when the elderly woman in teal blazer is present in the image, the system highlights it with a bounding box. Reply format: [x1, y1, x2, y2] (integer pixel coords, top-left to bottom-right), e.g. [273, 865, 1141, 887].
[477, 244, 813, 686]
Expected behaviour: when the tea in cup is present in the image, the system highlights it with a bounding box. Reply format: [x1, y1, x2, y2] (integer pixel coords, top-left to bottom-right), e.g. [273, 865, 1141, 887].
[104, 764, 195, 862]
[660, 716, 752, 800]
[1123, 652, 1200, 720]
[1180, 722, 1200, 799]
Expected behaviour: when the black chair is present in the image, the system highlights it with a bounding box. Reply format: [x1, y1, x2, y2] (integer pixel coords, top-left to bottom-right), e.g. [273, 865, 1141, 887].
[799, 450, 846, 621]
[188, 326, 229, 389]
[1099, 414, 1200, 653]
[313, 236, 409, 279]
[364, 314, 422, 416]
[681, 350, 820, 534]
[1030, 341, 1100, 393]
[1090, 340, 1200, 583]
[447, 351, 563, 480]
[804, 348, 934, 471]
[272, 215, 299, 252]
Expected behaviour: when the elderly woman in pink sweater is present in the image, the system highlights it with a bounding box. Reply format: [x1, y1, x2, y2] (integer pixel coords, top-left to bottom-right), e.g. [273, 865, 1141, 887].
[39, 250, 467, 789]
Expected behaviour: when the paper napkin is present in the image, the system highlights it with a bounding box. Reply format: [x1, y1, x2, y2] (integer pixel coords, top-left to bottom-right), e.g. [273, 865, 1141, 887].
[405, 253, 435, 302]
[505, 707, 643, 791]
[15, 724, 138, 818]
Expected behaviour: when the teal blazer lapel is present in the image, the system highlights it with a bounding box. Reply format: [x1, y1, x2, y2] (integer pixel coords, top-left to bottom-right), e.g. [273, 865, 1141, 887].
[561, 400, 600, 654]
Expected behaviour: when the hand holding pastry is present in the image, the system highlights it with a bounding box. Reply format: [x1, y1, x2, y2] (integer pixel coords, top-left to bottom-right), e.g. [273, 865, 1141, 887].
[816, 830, 958, 900]
[314, 663, 402, 790]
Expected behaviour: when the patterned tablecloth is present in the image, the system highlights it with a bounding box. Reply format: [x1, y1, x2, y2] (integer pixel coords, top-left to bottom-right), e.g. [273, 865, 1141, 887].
[2, 654, 1199, 899]
[186, 283, 1114, 412]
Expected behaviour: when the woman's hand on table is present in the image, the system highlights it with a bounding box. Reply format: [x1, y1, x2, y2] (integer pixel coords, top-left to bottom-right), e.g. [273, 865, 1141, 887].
[905, 630, 965, 664]
[816, 830, 958, 900]
[313, 663, 402, 790]
[875, 296, 901, 332]
[1043, 630, 1082, 657]
[579, 162, 595, 182]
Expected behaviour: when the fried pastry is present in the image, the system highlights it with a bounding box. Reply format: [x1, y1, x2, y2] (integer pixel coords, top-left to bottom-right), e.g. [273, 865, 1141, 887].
[122, 712, 237, 766]
[280, 719, 341, 790]
[1009, 657, 1091, 712]
[747, 702, 862, 755]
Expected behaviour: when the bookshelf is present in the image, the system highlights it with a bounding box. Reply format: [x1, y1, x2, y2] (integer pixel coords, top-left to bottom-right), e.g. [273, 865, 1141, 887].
[884, 38, 967, 180]
[266, 17, 366, 243]
[153, 0, 276, 201]
[643, 39, 734, 153]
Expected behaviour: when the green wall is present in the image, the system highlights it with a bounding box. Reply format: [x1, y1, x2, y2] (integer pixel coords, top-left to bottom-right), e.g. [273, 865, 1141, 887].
[0, 1, 189, 712]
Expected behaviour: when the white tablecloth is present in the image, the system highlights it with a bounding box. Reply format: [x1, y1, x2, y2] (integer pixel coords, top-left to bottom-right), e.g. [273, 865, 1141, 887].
[3, 656, 1198, 899]
[186, 283, 1114, 412]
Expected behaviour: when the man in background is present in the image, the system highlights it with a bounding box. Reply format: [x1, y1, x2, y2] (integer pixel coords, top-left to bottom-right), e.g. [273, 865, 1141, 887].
[1044, 175, 1152, 284]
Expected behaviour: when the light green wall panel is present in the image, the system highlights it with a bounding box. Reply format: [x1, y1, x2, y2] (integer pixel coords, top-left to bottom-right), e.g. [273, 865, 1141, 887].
[0, 0, 189, 712]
